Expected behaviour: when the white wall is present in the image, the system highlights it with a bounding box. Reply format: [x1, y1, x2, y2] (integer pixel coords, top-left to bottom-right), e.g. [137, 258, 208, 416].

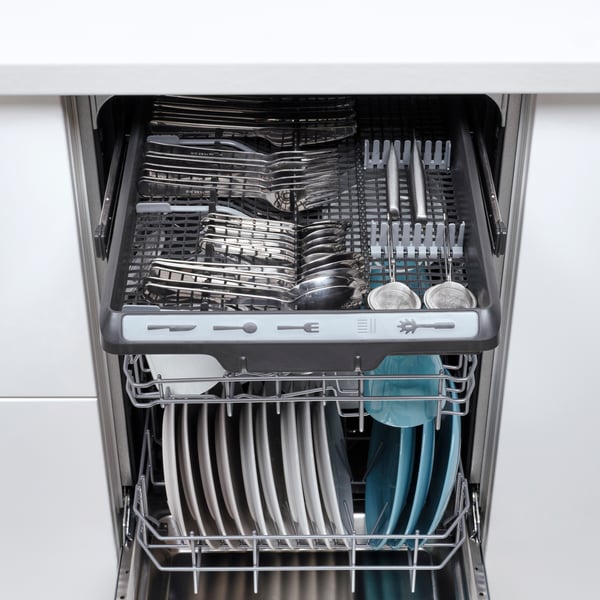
[485, 95, 600, 598]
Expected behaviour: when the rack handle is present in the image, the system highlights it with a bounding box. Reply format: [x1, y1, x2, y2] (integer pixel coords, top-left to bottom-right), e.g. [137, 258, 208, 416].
[94, 134, 127, 260]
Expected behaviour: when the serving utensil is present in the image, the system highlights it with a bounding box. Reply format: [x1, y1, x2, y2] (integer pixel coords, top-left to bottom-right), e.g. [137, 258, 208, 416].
[367, 146, 422, 311]
[409, 136, 428, 223]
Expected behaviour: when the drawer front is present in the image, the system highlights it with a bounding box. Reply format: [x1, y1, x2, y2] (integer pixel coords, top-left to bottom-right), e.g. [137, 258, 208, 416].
[0, 398, 116, 600]
[0, 97, 96, 397]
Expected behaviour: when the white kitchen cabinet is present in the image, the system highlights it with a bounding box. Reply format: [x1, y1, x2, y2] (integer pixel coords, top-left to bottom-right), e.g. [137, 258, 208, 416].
[0, 98, 115, 599]
[485, 95, 600, 598]
[0, 97, 96, 397]
[0, 398, 116, 600]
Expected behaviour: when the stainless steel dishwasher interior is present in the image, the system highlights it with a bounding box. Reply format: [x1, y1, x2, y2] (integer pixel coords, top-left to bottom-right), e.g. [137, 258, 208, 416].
[72, 94, 522, 600]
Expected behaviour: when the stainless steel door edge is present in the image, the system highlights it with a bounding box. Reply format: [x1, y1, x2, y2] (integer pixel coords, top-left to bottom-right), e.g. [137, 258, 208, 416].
[469, 95, 524, 487]
[64, 96, 133, 548]
[469, 95, 536, 545]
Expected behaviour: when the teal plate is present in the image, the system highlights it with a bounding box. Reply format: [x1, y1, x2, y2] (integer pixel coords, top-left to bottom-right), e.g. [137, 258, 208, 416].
[364, 354, 444, 428]
[365, 421, 415, 549]
[390, 419, 435, 548]
[412, 397, 461, 548]
[360, 551, 436, 599]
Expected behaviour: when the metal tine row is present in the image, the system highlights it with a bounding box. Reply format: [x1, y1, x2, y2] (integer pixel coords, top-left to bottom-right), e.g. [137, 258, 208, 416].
[145, 135, 340, 164]
[138, 138, 342, 212]
[149, 96, 357, 148]
[143, 273, 367, 311]
[137, 180, 338, 213]
[148, 264, 296, 291]
[139, 167, 338, 193]
[153, 95, 357, 115]
[143, 213, 368, 310]
[148, 259, 297, 282]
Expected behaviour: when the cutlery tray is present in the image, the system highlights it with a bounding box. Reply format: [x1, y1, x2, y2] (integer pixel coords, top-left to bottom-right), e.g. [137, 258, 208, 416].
[99, 96, 500, 371]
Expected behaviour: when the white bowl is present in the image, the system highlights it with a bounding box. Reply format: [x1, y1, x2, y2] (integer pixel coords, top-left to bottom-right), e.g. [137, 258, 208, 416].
[146, 354, 226, 396]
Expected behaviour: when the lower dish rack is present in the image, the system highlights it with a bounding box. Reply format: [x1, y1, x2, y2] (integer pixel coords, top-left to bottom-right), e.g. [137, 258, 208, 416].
[132, 425, 470, 595]
[125, 354, 477, 595]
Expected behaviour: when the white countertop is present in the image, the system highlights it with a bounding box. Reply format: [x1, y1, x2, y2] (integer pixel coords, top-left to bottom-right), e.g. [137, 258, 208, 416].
[2, 0, 600, 94]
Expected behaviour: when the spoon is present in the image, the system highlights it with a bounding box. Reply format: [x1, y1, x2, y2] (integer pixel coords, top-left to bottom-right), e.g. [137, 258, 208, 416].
[290, 286, 355, 310]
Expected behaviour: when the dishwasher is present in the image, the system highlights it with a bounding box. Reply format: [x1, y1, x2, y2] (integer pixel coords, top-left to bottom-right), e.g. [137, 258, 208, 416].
[68, 93, 526, 600]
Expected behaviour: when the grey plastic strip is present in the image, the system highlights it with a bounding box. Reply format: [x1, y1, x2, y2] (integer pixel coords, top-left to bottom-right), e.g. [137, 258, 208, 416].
[122, 311, 478, 343]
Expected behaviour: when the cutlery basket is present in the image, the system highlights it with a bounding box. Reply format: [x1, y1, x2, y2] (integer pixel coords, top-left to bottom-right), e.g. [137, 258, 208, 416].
[99, 96, 500, 372]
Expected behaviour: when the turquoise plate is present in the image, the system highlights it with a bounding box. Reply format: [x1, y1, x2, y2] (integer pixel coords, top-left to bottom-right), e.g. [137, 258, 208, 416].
[390, 419, 435, 548]
[365, 421, 415, 549]
[364, 354, 444, 428]
[412, 396, 461, 548]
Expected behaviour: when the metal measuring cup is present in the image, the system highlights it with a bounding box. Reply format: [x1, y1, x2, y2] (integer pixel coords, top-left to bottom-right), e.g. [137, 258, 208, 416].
[367, 146, 421, 310]
[423, 216, 476, 309]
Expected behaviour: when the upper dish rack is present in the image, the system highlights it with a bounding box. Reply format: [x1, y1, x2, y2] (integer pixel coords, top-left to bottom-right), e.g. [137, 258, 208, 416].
[98, 96, 500, 371]
[122, 353, 477, 428]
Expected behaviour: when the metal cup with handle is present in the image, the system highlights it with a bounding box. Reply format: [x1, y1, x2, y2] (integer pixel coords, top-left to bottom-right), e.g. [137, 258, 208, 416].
[367, 145, 421, 311]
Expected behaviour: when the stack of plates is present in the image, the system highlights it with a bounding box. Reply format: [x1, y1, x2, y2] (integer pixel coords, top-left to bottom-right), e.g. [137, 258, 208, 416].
[365, 402, 461, 548]
[363, 355, 461, 548]
[161, 401, 354, 548]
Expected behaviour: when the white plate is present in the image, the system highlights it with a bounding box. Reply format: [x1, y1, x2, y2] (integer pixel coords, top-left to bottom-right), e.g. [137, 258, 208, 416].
[161, 404, 188, 539]
[313, 402, 354, 548]
[255, 402, 296, 549]
[215, 404, 254, 544]
[177, 404, 220, 549]
[239, 403, 277, 549]
[146, 354, 226, 396]
[197, 404, 239, 549]
[297, 402, 333, 549]
[280, 402, 314, 548]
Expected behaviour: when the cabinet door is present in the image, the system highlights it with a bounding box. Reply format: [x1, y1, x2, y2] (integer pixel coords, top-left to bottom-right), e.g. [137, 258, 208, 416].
[485, 95, 600, 598]
[0, 97, 96, 397]
[0, 398, 116, 600]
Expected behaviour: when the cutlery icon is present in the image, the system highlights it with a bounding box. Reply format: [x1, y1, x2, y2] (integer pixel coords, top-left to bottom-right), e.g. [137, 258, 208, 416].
[277, 322, 320, 333]
[213, 322, 258, 334]
[397, 318, 455, 334]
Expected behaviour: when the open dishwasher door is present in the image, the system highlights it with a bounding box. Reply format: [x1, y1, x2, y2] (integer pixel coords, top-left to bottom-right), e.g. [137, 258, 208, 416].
[69, 93, 526, 600]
